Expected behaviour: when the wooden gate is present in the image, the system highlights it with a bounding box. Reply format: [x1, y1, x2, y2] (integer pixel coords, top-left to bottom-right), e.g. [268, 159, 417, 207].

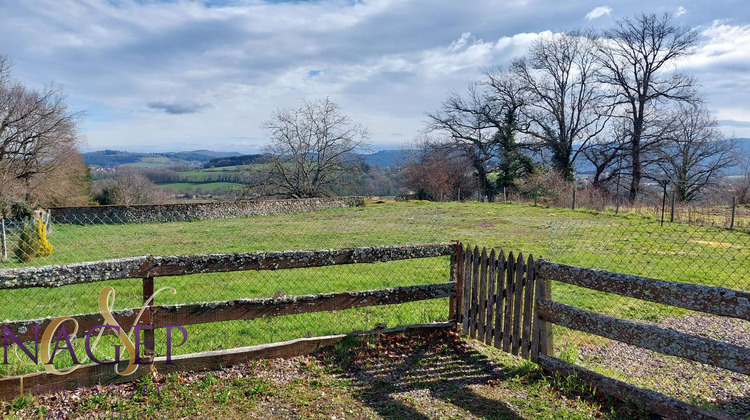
[454, 244, 549, 360]
[454, 243, 748, 420]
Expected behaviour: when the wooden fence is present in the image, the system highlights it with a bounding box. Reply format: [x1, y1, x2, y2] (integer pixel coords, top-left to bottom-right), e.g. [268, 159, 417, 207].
[454, 243, 749, 420]
[3, 240, 748, 419]
[0, 243, 457, 401]
[454, 244, 548, 360]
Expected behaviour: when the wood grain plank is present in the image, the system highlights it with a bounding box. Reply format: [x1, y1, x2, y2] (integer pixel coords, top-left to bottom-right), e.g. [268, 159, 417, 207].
[470, 246, 480, 339]
[502, 251, 515, 352]
[537, 300, 750, 375]
[521, 254, 535, 359]
[535, 261, 750, 321]
[511, 253, 525, 356]
[477, 248, 489, 342]
[485, 249, 497, 346]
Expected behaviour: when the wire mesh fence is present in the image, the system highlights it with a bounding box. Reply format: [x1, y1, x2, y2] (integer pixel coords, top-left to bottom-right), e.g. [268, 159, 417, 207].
[545, 215, 750, 416]
[0, 200, 452, 378]
[1, 199, 748, 415]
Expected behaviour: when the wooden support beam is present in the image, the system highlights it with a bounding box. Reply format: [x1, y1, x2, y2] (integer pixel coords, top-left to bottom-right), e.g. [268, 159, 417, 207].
[0, 309, 144, 344]
[531, 272, 552, 362]
[536, 300, 750, 375]
[535, 261, 750, 321]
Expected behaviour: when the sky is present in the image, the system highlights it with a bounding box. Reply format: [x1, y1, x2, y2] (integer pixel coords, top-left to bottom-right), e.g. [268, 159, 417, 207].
[0, 0, 748, 153]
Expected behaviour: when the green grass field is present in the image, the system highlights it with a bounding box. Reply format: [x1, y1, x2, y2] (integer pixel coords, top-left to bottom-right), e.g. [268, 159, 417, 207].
[160, 182, 243, 192]
[1, 201, 747, 376]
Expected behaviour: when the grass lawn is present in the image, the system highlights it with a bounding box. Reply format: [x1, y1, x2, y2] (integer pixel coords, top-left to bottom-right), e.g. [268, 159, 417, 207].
[0, 201, 747, 379]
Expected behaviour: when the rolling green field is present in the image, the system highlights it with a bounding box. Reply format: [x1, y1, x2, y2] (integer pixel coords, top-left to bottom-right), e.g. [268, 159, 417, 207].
[161, 182, 243, 192]
[1, 201, 748, 376]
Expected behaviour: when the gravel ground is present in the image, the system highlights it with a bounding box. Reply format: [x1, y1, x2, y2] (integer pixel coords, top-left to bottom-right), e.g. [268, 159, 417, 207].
[577, 315, 750, 419]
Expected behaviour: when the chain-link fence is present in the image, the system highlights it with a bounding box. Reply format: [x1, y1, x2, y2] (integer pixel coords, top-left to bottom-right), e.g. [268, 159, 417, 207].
[0, 200, 453, 378]
[546, 215, 749, 417]
[1, 199, 748, 415]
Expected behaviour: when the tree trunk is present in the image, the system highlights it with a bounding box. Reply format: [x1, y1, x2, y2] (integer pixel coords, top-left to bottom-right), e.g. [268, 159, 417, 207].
[629, 119, 643, 201]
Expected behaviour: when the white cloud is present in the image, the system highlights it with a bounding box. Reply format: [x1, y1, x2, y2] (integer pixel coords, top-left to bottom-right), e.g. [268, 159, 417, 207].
[0, 0, 747, 151]
[680, 22, 750, 137]
[675, 6, 687, 17]
[584, 6, 612, 21]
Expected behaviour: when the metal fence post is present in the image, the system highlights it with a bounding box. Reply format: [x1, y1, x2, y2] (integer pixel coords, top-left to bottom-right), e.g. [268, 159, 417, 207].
[731, 197, 736, 230]
[0, 217, 7, 262]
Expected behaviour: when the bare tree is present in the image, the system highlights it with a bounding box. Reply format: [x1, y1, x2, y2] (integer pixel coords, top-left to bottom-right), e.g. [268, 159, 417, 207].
[262, 98, 369, 198]
[730, 153, 750, 205]
[401, 136, 475, 200]
[0, 56, 86, 206]
[597, 13, 699, 200]
[428, 84, 498, 199]
[513, 31, 611, 181]
[483, 68, 534, 190]
[651, 104, 736, 202]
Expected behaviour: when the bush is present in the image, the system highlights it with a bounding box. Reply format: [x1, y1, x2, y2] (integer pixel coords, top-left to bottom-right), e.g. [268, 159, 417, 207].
[15, 212, 53, 262]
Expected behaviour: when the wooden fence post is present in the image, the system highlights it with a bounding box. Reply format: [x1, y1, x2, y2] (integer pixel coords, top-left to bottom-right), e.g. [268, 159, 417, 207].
[670, 193, 675, 223]
[572, 188, 576, 210]
[461, 244, 472, 335]
[532, 262, 553, 362]
[143, 276, 155, 362]
[730, 197, 736, 230]
[449, 243, 460, 324]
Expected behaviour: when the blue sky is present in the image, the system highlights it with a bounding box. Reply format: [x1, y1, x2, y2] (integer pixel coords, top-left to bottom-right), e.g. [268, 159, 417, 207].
[0, 0, 748, 153]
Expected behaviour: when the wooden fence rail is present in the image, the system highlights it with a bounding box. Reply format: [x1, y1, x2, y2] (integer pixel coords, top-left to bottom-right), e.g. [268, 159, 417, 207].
[530, 258, 748, 420]
[0, 243, 457, 401]
[0, 243, 456, 290]
[454, 243, 747, 420]
[535, 261, 750, 321]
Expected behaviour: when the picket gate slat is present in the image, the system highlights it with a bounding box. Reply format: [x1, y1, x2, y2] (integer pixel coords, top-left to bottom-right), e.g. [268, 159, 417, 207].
[521, 254, 536, 358]
[493, 250, 506, 349]
[477, 248, 488, 341]
[470, 246, 480, 339]
[462, 244, 472, 335]
[485, 249, 497, 346]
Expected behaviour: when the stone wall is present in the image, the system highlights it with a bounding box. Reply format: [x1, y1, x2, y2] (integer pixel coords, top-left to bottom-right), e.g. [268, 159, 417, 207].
[50, 197, 366, 224]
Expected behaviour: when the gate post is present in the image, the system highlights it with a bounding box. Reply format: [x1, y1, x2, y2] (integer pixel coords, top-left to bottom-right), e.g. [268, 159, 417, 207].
[449, 242, 461, 327]
[532, 261, 553, 362]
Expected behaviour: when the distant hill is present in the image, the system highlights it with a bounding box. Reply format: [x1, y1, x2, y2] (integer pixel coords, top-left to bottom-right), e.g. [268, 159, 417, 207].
[204, 154, 270, 168]
[83, 150, 243, 168]
[171, 150, 242, 160]
[361, 150, 407, 168]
